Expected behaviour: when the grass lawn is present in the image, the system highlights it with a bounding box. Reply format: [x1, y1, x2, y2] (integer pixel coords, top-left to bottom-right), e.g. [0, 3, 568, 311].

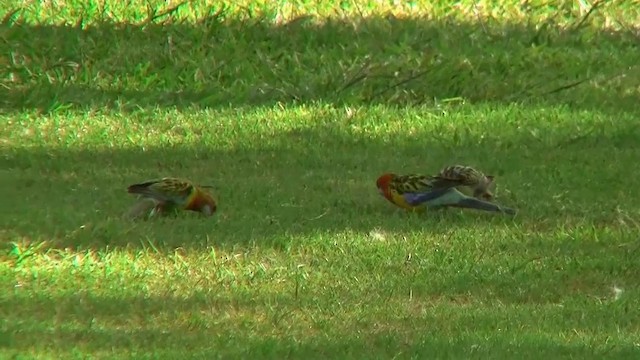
[2, 0, 640, 358]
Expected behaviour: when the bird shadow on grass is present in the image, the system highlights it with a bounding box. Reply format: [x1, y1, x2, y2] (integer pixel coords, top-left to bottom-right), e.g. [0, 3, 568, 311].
[0, 10, 638, 116]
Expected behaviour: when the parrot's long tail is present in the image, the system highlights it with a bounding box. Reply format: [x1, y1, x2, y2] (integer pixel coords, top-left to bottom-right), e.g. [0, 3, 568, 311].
[453, 197, 517, 215]
[422, 188, 516, 215]
[127, 181, 157, 196]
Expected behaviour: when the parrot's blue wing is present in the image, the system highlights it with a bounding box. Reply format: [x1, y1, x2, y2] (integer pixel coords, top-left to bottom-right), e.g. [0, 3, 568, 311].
[402, 187, 453, 206]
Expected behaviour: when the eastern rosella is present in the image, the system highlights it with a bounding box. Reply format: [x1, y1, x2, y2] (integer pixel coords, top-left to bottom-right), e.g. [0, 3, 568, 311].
[376, 173, 515, 215]
[126, 177, 217, 218]
[434, 165, 495, 200]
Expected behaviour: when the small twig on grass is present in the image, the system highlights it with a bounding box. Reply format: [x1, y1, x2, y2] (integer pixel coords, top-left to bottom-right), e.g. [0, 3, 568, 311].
[338, 73, 369, 93]
[367, 69, 431, 101]
[472, 2, 491, 36]
[504, 64, 584, 101]
[464, 245, 488, 281]
[337, 58, 373, 94]
[617, 241, 640, 255]
[571, 0, 605, 32]
[1, 8, 21, 24]
[612, 17, 640, 40]
[554, 126, 597, 148]
[510, 256, 543, 274]
[280, 15, 314, 30]
[514, 63, 638, 102]
[143, 238, 161, 254]
[541, 61, 638, 97]
[306, 209, 329, 221]
[140, 1, 191, 26]
[440, 229, 456, 245]
[540, 78, 591, 96]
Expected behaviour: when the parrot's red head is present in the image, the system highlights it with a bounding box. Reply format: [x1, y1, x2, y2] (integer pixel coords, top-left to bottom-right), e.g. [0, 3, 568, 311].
[376, 173, 396, 200]
[186, 187, 218, 217]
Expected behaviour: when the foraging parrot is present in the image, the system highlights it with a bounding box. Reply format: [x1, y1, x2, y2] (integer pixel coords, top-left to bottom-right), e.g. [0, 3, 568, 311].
[376, 173, 515, 215]
[434, 165, 495, 200]
[126, 177, 217, 219]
